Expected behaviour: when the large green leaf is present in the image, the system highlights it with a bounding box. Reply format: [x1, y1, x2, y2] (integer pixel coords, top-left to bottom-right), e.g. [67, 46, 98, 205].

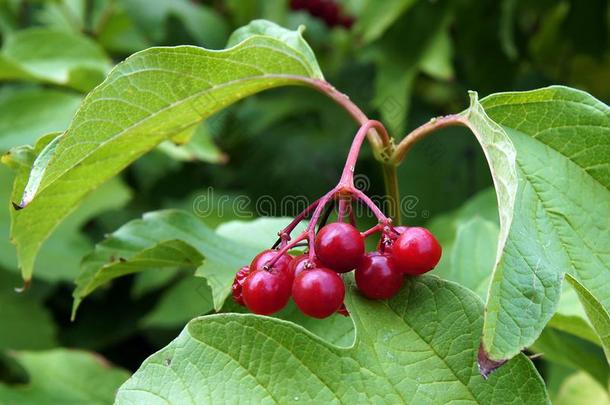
[0, 28, 111, 91]
[565, 275, 610, 363]
[116, 277, 548, 404]
[12, 20, 323, 282]
[529, 328, 609, 387]
[0, 349, 129, 404]
[428, 186, 602, 364]
[548, 280, 602, 345]
[459, 87, 610, 363]
[553, 372, 610, 405]
[72, 209, 260, 317]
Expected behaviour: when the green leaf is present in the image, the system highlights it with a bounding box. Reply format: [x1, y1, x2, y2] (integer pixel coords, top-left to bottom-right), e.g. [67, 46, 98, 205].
[428, 187, 601, 354]
[122, 0, 229, 49]
[0, 28, 111, 91]
[0, 269, 56, 350]
[565, 275, 610, 364]
[548, 281, 601, 345]
[459, 87, 610, 363]
[141, 276, 213, 329]
[428, 187, 601, 357]
[216, 216, 307, 250]
[156, 122, 226, 164]
[419, 25, 455, 81]
[72, 210, 260, 317]
[0, 87, 81, 153]
[227, 19, 323, 79]
[275, 303, 355, 348]
[372, 1, 452, 135]
[0, 141, 131, 281]
[116, 277, 549, 404]
[356, 0, 418, 43]
[12, 20, 323, 282]
[529, 328, 609, 387]
[442, 216, 498, 299]
[553, 372, 610, 405]
[0, 349, 129, 404]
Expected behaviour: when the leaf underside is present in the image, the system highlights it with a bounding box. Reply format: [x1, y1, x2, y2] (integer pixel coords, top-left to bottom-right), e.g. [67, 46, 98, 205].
[461, 86, 610, 362]
[117, 276, 549, 404]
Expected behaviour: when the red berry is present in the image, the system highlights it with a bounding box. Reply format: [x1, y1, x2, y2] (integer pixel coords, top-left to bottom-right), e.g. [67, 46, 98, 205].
[242, 269, 291, 315]
[355, 253, 403, 299]
[292, 267, 345, 318]
[231, 265, 251, 306]
[287, 254, 319, 282]
[250, 249, 292, 276]
[391, 227, 442, 275]
[308, 0, 325, 17]
[290, 0, 306, 10]
[339, 15, 355, 29]
[321, 2, 339, 26]
[315, 222, 364, 273]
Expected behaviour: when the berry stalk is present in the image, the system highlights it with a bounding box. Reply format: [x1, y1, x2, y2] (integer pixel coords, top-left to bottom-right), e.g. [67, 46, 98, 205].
[391, 114, 467, 164]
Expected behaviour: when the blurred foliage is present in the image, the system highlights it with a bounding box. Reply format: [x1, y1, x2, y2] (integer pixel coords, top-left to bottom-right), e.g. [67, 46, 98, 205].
[0, 0, 608, 402]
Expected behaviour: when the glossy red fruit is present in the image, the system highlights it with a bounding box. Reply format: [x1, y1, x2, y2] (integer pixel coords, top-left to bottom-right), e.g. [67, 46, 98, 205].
[355, 253, 403, 299]
[391, 227, 442, 275]
[292, 267, 345, 318]
[250, 249, 292, 276]
[231, 266, 251, 306]
[242, 269, 291, 315]
[394, 226, 409, 234]
[315, 222, 364, 273]
[287, 254, 319, 282]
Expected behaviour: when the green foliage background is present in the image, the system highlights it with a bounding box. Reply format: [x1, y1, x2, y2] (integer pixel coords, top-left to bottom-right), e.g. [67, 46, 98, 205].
[0, 0, 608, 403]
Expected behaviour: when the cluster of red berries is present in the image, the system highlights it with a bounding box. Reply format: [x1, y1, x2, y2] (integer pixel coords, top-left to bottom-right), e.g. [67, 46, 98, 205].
[232, 222, 441, 319]
[290, 0, 355, 29]
[232, 120, 441, 319]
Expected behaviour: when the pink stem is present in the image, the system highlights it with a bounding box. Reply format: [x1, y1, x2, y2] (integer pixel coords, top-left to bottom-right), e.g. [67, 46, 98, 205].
[266, 230, 308, 269]
[306, 188, 338, 262]
[339, 120, 387, 187]
[361, 224, 383, 238]
[351, 188, 389, 223]
[338, 198, 347, 222]
[303, 79, 391, 152]
[348, 203, 356, 226]
[391, 114, 466, 164]
[277, 197, 322, 240]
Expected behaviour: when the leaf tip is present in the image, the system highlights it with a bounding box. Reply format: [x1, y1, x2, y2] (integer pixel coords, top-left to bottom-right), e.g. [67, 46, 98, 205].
[11, 201, 24, 210]
[477, 345, 506, 379]
[12, 194, 33, 210]
[14, 278, 31, 293]
[71, 297, 83, 321]
[467, 90, 480, 107]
